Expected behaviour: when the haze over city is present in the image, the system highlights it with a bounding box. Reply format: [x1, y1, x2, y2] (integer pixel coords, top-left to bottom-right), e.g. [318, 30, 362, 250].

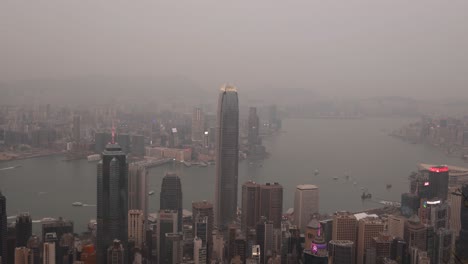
[1, 1, 468, 264]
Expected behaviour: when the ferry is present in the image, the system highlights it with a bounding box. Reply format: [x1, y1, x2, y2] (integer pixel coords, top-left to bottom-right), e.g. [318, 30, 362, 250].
[72, 202, 83, 207]
[148, 190, 155, 196]
[386, 184, 392, 189]
[333, 177, 339, 180]
[314, 169, 319, 176]
[361, 192, 372, 200]
[87, 154, 101, 162]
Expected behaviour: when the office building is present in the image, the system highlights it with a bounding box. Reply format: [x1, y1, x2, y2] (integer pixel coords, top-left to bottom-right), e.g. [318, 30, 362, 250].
[328, 240, 355, 264]
[242, 182, 260, 232]
[434, 228, 453, 264]
[116, 134, 131, 154]
[160, 173, 183, 231]
[164, 233, 183, 264]
[194, 237, 207, 264]
[157, 210, 178, 264]
[128, 210, 144, 249]
[401, 193, 420, 218]
[194, 216, 208, 246]
[320, 219, 333, 244]
[404, 215, 426, 251]
[72, 115, 80, 143]
[303, 234, 328, 264]
[43, 242, 56, 264]
[390, 239, 407, 264]
[192, 107, 205, 142]
[0, 192, 6, 263]
[16, 213, 32, 247]
[107, 239, 124, 264]
[215, 84, 239, 230]
[26, 235, 41, 264]
[305, 219, 321, 251]
[256, 218, 274, 264]
[94, 132, 112, 153]
[14, 247, 32, 264]
[259, 183, 283, 229]
[192, 201, 214, 261]
[332, 211, 357, 243]
[418, 164, 450, 201]
[387, 215, 405, 239]
[96, 139, 128, 264]
[294, 185, 319, 232]
[456, 184, 468, 260]
[212, 231, 225, 262]
[128, 164, 148, 229]
[372, 233, 392, 263]
[58, 233, 74, 264]
[448, 188, 462, 236]
[356, 217, 384, 264]
[41, 218, 73, 243]
[7, 224, 16, 264]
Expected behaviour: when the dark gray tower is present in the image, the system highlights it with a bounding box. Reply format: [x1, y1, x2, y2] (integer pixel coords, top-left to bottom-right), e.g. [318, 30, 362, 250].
[160, 173, 183, 231]
[15, 212, 32, 247]
[0, 192, 7, 263]
[215, 84, 239, 230]
[97, 132, 128, 264]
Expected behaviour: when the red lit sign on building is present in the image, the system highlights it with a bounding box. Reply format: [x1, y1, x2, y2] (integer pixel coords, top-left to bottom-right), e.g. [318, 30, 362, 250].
[429, 166, 449, 173]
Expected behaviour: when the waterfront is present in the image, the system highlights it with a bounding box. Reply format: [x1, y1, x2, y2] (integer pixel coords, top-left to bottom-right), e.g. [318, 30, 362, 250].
[1, 117, 466, 234]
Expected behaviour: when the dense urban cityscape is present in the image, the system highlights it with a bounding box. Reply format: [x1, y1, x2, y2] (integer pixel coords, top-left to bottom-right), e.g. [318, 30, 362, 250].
[0, 84, 467, 264]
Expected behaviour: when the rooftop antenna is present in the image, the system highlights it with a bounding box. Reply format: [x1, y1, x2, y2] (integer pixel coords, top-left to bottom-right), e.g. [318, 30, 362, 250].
[111, 120, 116, 144]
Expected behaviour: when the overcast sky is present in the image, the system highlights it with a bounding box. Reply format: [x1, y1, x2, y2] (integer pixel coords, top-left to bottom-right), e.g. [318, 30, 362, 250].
[1, 1, 468, 99]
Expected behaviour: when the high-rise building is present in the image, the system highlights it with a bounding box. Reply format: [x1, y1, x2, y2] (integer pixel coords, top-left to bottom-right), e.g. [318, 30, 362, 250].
[419, 165, 450, 201]
[456, 184, 468, 260]
[16, 213, 32, 247]
[248, 107, 260, 147]
[434, 228, 453, 264]
[128, 210, 144, 249]
[43, 242, 56, 264]
[107, 239, 124, 264]
[160, 173, 183, 231]
[332, 212, 357, 243]
[94, 132, 112, 153]
[72, 115, 80, 143]
[328, 240, 355, 264]
[130, 135, 145, 156]
[404, 215, 426, 251]
[0, 192, 7, 263]
[26, 235, 41, 264]
[256, 218, 274, 264]
[303, 235, 328, 264]
[242, 182, 260, 232]
[14, 247, 32, 264]
[215, 84, 239, 230]
[305, 219, 321, 251]
[372, 232, 392, 263]
[41, 218, 73, 243]
[400, 193, 420, 218]
[192, 107, 205, 142]
[128, 164, 148, 229]
[387, 215, 405, 239]
[96, 140, 128, 264]
[192, 201, 214, 262]
[259, 183, 283, 229]
[157, 210, 178, 264]
[356, 217, 384, 264]
[58, 233, 74, 264]
[294, 185, 319, 232]
[448, 187, 462, 236]
[116, 134, 131, 154]
[194, 237, 207, 264]
[7, 224, 16, 264]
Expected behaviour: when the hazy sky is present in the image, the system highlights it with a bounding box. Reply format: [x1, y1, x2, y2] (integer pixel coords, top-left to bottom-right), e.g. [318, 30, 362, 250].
[2, 1, 468, 99]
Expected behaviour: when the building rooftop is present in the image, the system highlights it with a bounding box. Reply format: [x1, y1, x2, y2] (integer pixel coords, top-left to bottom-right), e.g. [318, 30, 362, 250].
[220, 84, 237, 92]
[419, 163, 468, 176]
[296, 184, 318, 190]
[354, 213, 378, 221]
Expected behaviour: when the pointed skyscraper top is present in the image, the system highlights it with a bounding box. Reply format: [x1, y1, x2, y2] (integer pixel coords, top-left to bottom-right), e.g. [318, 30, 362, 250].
[220, 84, 237, 92]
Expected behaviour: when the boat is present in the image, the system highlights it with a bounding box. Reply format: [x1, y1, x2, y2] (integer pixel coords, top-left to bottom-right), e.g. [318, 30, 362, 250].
[87, 154, 101, 162]
[314, 169, 319, 176]
[148, 191, 155, 196]
[386, 184, 392, 189]
[361, 191, 372, 200]
[333, 177, 338, 180]
[183, 161, 192, 167]
[72, 202, 83, 207]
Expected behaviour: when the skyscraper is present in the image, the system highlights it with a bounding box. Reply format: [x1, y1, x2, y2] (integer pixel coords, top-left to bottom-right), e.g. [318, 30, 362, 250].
[419, 165, 450, 201]
[192, 107, 205, 142]
[0, 192, 7, 263]
[328, 240, 355, 264]
[194, 237, 207, 264]
[192, 200, 214, 261]
[455, 184, 468, 260]
[107, 239, 124, 264]
[43, 242, 56, 264]
[41, 217, 73, 243]
[215, 84, 239, 230]
[247, 107, 260, 147]
[128, 164, 148, 229]
[26, 235, 41, 264]
[157, 210, 178, 264]
[14, 247, 32, 264]
[15, 213, 32, 247]
[241, 182, 260, 232]
[294, 185, 319, 232]
[356, 217, 384, 264]
[128, 210, 144, 249]
[97, 138, 128, 264]
[160, 173, 183, 231]
[259, 183, 283, 229]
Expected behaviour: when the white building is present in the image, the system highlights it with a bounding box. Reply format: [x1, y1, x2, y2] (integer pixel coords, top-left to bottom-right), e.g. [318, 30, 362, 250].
[128, 210, 144, 249]
[43, 242, 56, 264]
[294, 184, 319, 231]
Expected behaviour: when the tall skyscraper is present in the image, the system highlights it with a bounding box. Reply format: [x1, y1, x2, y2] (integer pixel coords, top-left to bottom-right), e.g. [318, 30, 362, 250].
[72, 115, 80, 143]
[26, 235, 41, 264]
[419, 165, 450, 201]
[404, 216, 426, 251]
[0, 192, 7, 263]
[259, 183, 283, 229]
[455, 184, 468, 260]
[329, 240, 355, 264]
[160, 173, 183, 231]
[294, 184, 319, 232]
[247, 107, 260, 147]
[15, 213, 32, 247]
[96, 138, 128, 264]
[192, 107, 205, 142]
[192, 200, 214, 262]
[434, 228, 453, 264]
[128, 164, 148, 229]
[215, 84, 239, 230]
[356, 217, 384, 264]
[157, 210, 178, 264]
[128, 210, 144, 249]
[256, 218, 274, 264]
[194, 237, 207, 264]
[43, 242, 56, 264]
[241, 182, 260, 232]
